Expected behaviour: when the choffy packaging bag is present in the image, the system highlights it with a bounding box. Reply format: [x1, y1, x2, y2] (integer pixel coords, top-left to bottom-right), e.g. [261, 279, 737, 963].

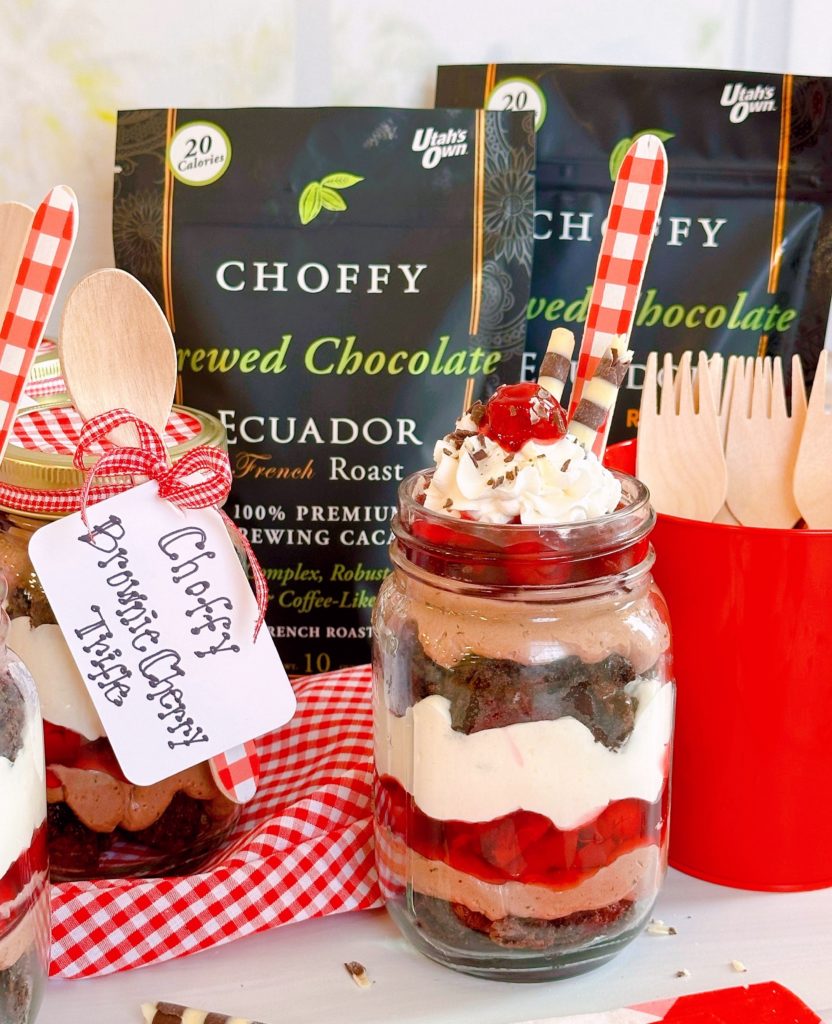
[436, 64, 832, 439]
[113, 107, 535, 671]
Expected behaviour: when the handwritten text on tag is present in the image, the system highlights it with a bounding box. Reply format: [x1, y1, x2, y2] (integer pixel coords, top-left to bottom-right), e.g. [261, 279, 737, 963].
[29, 481, 296, 786]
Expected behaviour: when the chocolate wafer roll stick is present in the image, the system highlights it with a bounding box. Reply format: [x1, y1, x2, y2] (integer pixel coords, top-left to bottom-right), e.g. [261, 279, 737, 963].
[142, 1002, 267, 1024]
[569, 340, 632, 454]
[537, 328, 575, 404]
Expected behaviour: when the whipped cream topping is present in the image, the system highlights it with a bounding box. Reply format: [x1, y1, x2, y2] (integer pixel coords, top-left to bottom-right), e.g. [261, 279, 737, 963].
[0, 694, 46, 880]
[8, 618, 106, 741]
[423, 412, 621, 524]
[376, 678, 673, 832]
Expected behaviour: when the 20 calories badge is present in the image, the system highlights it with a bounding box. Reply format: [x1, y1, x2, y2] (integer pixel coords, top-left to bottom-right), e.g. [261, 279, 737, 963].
[30, 477, 296, 787]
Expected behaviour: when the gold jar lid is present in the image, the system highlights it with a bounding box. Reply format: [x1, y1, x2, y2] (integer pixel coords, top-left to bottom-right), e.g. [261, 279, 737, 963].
[0, 394, 226, 517]
[19, 339, 64, 411]
[27, 339, 61, 385]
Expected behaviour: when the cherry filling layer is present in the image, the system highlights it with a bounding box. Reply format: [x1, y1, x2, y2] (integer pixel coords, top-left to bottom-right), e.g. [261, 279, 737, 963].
[375, 775, 667, 888]
[0, 824, 47, 941]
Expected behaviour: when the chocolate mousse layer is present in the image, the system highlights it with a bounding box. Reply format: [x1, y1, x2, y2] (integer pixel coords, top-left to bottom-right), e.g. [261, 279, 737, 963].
[47, 761, 238, 879]
[399, 574, 668, 675]
[376, 823, 661, 925]
[389, 622, 643, 750]
[49, 760, 233, 833]
[47, 790, 238, 880]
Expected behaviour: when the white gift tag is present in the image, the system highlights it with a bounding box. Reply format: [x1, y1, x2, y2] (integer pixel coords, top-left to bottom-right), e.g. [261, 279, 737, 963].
[29, 481, 296, 786]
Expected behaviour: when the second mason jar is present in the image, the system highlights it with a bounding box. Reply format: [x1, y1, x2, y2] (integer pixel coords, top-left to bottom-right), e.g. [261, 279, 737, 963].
[0, 397, 244, 881]
[372, 470, 675, 981]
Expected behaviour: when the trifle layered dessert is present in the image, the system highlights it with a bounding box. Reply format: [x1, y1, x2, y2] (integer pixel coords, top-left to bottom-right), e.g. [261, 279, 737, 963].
[0, 400, 242, 880]
[372, 378, 674, 979]
[5, 594, 239, 880]
[0, 634, 49, 1024]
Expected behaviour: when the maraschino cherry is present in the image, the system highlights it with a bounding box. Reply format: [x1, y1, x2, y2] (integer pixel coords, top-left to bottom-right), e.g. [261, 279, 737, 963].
[478, 382, 567, 452]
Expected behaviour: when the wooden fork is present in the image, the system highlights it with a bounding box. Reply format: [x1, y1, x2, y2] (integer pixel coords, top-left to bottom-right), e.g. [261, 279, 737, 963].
[637, 351, 727, 521]
[725, 355, 806, 528]
[706, 353, 740, 524]
[794, 350, 832, 528]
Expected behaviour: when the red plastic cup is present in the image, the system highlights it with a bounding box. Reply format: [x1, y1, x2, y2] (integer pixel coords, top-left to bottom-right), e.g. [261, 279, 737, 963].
[606, 439, 832, 892]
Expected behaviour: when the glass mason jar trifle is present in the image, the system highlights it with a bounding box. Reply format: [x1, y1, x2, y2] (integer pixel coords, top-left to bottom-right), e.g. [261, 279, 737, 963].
[0, 397, 245, 881]
[373, 452, 675, 980]
[0, 581, 49, 1023]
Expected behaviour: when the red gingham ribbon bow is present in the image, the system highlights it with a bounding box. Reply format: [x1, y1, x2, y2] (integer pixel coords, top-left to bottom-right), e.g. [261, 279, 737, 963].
[74, 408, 267, 638]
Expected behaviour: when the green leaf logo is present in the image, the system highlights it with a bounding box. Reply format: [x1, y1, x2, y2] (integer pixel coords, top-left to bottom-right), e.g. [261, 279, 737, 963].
[321, 172, 363, 189]
[608, 129, 675, 181]
[299, 182, 323, 225]
[319, 186, 347, 212]
[298, 171, 364, 225]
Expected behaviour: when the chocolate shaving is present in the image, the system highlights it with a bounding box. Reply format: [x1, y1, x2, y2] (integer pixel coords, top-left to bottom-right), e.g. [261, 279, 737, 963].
[560, 459, 571, 472]
[448, 427, 477, 449]
[468, 401, 486, 426]
[472, 449, 488, 463]
[595, 348, 631, 387]
[443, 499, 452, 509]
[344, 962, 372, 989]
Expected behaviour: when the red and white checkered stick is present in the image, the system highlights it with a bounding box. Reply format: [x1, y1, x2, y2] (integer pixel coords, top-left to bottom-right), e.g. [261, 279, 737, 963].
[0, 185, 77, 462]
[567, 135, 667, 457]
[211, 739, 260, 803]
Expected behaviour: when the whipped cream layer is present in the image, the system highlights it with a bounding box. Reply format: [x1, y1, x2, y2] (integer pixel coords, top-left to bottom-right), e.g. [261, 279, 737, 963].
[376, 679, 673, 832]
[8, 618, 105, 741]
[423, 413, 620, 524]
[0, 707, 46, 880]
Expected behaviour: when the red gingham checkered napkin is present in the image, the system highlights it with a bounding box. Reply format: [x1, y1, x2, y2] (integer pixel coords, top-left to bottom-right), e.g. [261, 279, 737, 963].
[0, 187, 77, 462]
[567, 135, 667, 453]
[12, 404, 202, 457]
[50, 664, 380, 978]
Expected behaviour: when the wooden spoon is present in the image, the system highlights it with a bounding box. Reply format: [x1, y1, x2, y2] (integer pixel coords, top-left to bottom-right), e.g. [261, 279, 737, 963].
[61, 268, 258, 800]
[0, 202, 35, 323]
[59, 269, 177, 446]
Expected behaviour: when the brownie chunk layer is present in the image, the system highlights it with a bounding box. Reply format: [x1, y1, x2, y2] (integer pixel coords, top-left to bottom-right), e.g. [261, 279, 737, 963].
[389, 622, 640, 750]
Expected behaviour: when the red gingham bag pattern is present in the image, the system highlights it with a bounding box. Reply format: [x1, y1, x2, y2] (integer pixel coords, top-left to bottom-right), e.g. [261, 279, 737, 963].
[567, 135, 668, 454]
[0, 405, 206, 515]
[50, 664, 381, 978]
[11, 403, 202, 458]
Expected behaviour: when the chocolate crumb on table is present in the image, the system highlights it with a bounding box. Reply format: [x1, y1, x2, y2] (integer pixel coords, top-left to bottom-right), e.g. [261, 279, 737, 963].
[344, 961, 372, 989]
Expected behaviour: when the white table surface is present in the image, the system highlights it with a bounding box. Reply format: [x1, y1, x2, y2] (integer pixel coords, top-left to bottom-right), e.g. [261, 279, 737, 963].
[38, 868, 831, 1024]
